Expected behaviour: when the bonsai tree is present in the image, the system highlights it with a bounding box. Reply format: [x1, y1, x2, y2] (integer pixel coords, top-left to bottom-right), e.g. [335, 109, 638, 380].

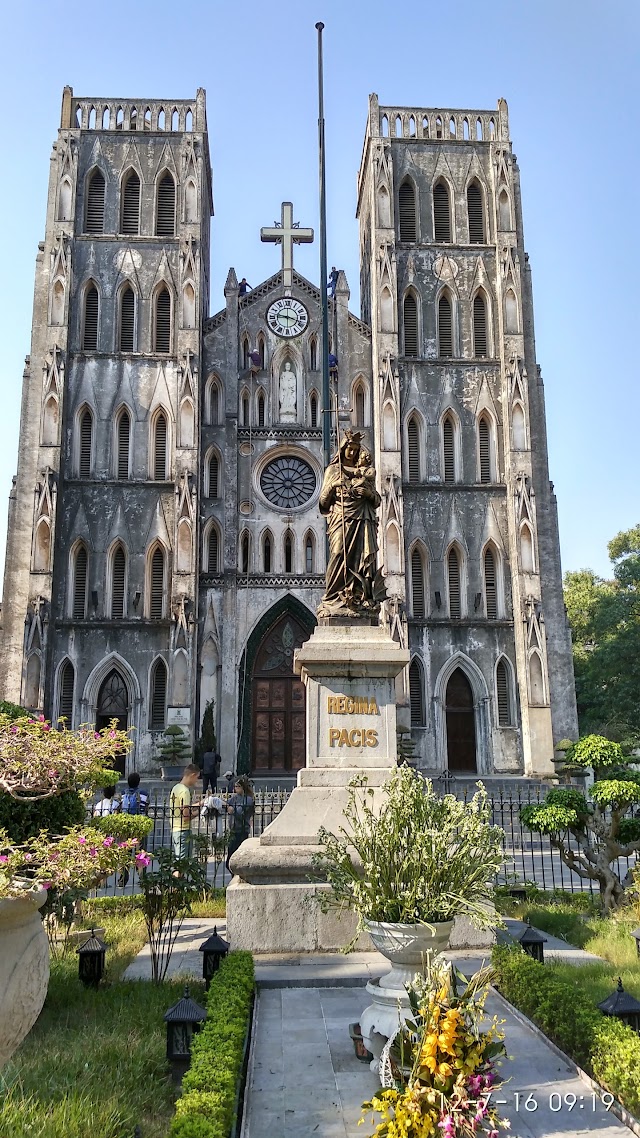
[521, 733, 640, 911]
[157, 724, 192, 767]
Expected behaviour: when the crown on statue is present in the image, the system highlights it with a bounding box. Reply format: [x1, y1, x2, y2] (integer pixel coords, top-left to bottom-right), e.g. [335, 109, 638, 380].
[343, 429, 364, 445]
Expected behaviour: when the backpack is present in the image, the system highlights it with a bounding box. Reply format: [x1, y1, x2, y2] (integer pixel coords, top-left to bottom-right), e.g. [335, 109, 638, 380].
[121, 789, 141, 815]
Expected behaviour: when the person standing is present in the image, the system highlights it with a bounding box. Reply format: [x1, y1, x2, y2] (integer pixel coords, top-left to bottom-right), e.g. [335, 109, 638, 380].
[169, 764, 201, 858]
[201, 747, 221, 795]
[93, 785, 120, 816]
[225, 777, 255, 873]
[120, 771, 150, 815]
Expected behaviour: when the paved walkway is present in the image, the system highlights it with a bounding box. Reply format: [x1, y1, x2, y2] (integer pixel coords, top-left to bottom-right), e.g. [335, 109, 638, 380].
[123, 918, 225, 981]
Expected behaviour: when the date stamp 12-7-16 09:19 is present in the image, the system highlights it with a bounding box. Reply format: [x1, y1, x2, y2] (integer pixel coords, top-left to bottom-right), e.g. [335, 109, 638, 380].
[489, 1091, 615, 1113]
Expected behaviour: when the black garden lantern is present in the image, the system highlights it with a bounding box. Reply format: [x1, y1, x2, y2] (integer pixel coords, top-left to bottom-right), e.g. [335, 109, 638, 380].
[598, 978, 640, 1033]
[198, 926, 229, 988]
[508, 885, 527, 903]
[164, 985, 207, 1079]
[519, 919, 546, 963]
[631, 929, 640, 960]
[76, 929, 107, 987]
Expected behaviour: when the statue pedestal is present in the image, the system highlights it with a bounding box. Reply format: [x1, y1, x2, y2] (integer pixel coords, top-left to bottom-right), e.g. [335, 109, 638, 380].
[226, 623, 410, 953]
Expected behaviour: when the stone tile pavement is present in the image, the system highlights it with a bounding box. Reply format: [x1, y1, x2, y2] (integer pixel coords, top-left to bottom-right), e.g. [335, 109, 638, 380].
[123, 917, 226, 981]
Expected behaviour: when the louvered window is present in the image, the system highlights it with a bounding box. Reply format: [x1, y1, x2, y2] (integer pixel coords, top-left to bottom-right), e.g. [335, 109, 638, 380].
[153, 413, 167, 480]
[58, 660, 74, 726]
[409, 660, 425, 726]
[473, 294, 488, 358]
[263, 535, 271, 573]
[208, 453, 219, 497]
[305, 536, 313, 573]
[72, 546, 88, 619]
[155, 288, 171, 353]
[258, 393, 265, 427]
[448, 548, 461, 618]
[117, 411, 130, 479]
[398, 181, 416, 242]
[79, 410, 93, 477]
[411, 548, 425, 617]
[438, 294, 453, 357]
[355, 386, 365, 427]
[433, 182, 451, 242]
[120, 287, 135, 351]
[407, 416, 420, 484]
[85, 170, 105, 233]
[496, 659, 511, 725]
[156, 173, 176, 236]
[403, 294, 418, 356]
[284, 532, 293, 573]
[149, 547, 165, 618]
[111, 546, 126, 618]
[310, 394, 318, 428]
[121, 172, 140, 234]
[207, 528, 219, 574]
[467, 182, 484, 243]
[83, 286, 99, 351]
[442, 417, 455, 483]
[478, 417, 491, 483]
[150, 660, 167, 729]
[484, 547, 497, 619]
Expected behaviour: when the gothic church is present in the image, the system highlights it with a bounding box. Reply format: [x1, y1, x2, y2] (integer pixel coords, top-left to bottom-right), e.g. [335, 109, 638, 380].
[0, 87, 578, 778]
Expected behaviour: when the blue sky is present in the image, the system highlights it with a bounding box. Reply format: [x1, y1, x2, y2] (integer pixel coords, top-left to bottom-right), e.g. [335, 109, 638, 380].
[1, 0, 638, 586]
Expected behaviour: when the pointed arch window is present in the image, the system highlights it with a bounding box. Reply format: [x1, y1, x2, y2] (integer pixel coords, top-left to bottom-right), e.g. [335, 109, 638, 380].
[257, 335, 266, 369]
[116, 409, 131, 479]
[409, 658, 426, 726]
[185, 179, 197, 222]
[398, 180, 416, 242]
[153, 411, 168, 480]
[207, 526, 220, 574]
[310, 337, 318, 371]
[512, 403, 526, 450]
[447, 547, 462, 618]
[34, 520, 51, 572]
[78, 408, 93, 478]
[354, 382, 366, 428]
[284, 530, 293, 573]
[58, 178, 72, 222]
[505, 290, 519, 334]
[380, 287, 393, 333]
[85, 169, 105, 233]
[154, 287, 171, 353]
[111, 544, 126, 618]
[411, 547, 426, 617]
[496, 658, 512, 726]
[25, 655, 41, 711]
[72, 544, 88, 619]
[149, 546, 166, 618]
[433, 181, 451, 242]
[484, 546, 498, 619]
[467, 181, 484, 243]
[529, 651, 545, 705]
[521, 524, 535, 573]
[473, 293, 488, 357]
[478, 415, 492, 483]
[403, 293, 418, 357]
[208, 452, 219, 497]
[438, 293, 453, 358]
[310, 392, 318, 428]
[83, 285, 99, 351]
[120, 286, 135, 351]
[208, 380, 220, 425]
[58, 660, 75, 726]
[240, 532, 250, 574]
[498, 189, 512, 230]
[42, 395, 59, 446]
[121, 171, 141, 234]
[442, 415, 456, 483]
[242, 337, 249, 370]
[156, 172, 176, 235]
[305, 533, 314, 574]
[257, 391, 266, 427]
[407, 415, 420, 484]
[149, 658, 168, 730]
[262, 532, 272, 573]
[241, 391, 249, 426]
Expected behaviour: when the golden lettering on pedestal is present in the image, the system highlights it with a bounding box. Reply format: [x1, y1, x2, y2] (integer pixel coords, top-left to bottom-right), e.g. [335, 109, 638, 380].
[327, 695, 379, 715]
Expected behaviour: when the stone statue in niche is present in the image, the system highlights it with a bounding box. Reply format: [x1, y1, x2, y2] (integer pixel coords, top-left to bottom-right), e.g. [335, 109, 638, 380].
[278, 361, 297, 422]
[317, 430, 387, 619]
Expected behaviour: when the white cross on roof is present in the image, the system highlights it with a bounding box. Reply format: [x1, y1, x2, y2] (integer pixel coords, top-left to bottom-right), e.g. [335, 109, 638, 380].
[260, 202, 314, 288]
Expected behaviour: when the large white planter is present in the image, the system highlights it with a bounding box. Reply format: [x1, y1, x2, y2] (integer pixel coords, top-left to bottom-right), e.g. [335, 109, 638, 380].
[0, 887, 50, 1068]
[360, 918, 453, 1073]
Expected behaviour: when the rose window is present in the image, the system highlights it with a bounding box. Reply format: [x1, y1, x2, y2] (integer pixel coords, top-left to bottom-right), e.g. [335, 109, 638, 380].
[260, 456, 316, 508]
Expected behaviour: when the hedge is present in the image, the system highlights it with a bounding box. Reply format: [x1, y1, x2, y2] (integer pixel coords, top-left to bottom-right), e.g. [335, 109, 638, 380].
[0, 787, 85, 842]
[170, 950, 255, 1138]
[492, 944, 640, 1116]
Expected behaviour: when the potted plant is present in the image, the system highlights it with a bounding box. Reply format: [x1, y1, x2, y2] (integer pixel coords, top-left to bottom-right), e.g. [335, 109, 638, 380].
[156, 725, 192, 781]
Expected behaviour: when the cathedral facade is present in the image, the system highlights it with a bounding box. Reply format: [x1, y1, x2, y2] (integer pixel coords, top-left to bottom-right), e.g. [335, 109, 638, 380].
[0, 87, 577, 778]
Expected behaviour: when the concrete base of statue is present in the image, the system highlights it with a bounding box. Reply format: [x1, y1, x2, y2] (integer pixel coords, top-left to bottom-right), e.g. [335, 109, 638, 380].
[226, 622, 410, 953]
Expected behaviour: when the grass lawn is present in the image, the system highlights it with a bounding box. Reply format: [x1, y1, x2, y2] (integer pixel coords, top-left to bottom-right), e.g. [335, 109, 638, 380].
[0, 897, 225, 1138]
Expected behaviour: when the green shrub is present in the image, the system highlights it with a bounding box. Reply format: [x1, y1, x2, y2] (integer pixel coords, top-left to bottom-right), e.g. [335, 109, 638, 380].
[492, 944, 640, 1114]
[0, 699, 26, 719]
[0, 788, 85, 842]
[170, 951, 254, 1138]
[89, 812, 154, 844]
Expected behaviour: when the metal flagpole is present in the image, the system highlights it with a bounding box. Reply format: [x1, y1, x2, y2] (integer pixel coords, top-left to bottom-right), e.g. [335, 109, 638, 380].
[316, 21, 331, 475]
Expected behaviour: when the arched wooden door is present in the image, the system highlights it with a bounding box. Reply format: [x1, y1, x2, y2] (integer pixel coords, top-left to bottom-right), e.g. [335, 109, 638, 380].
[445, 668, 477, 773]
[251, 613, 307, 774]
[95, 669, 128, 776]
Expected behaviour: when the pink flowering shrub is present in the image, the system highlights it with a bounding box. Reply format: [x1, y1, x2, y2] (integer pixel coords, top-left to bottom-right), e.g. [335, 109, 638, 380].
[0, 825, 148, 900]
[0, 714, 132, 801]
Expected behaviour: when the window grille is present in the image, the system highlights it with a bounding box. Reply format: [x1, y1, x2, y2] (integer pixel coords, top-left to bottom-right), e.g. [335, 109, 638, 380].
[438, 294, 453, 357]
[72, 546, 88, 619]
[467, 182, 484, 243]
[496, 659, 511, 725]
[154, 288, 171, 352]
[209, 453, 219, 497]
[58, 661, 74, 725]
[305, 536, 313, 573]
[150, 547, 165, 618]
[263, 535, 271, 573]
[398, 181, 416, 242]
[117, 411, 130, 479]
[403, 294, 418, 356]
[310, 394, 318, 428]
[83, 286, 99, 351]
[433, 182, 451, 242]
[153, 413, 167, 480]
[407, 416, 420, 483]
[284, 532, 293, 573]
[207, 528, 219, 574]
[484, 547, 497, 618]
[411, 548, 425, 617]
[85, 170, 105, 233]
[156, 173, 176, 236]
[478, 417, 491, 483]
[448, 548, 461, 617]
[121, 172, 140, 234]
[79, 410, 93, 477]
[150, 660, 167, 730]
[120, 287, 135, 351]
[111, 546, 126, 618]
[258, 393, 265, 427]
[443, 417, 455, 483]
[473, 294, 487, 357]
[409, 660, 425, 726]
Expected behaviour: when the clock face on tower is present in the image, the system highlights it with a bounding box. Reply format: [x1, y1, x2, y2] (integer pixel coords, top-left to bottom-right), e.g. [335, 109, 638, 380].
[266, 297, 309, 338]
